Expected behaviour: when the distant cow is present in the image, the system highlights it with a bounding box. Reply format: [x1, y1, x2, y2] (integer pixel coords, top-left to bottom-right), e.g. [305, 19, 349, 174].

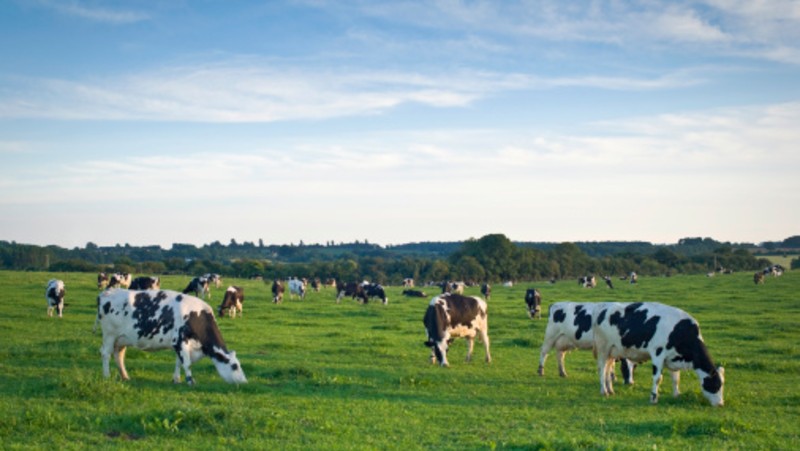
[753, 272, 765, 285]
[423, 293, 491, 367]
[271, 280, 285, 304]
[538, 302, 634, 385]
[218, 286, 244, 318]
[96, 289, 247, 385]
[203, 273, 223, 288]
[578, 276, 596, 288]
[402, 289, 427, 297]
[183, 277, 209, 299]
[97, 273, 109, 289]
[403, 278, 415, 288]
[288, 278, 306, 300]
[441, 281, 465, 295]
[46, 279, 65, 318]
[481, 283, 491, 301]
[603, 276, 614, 289]
[108, 273, 132, 289]
[629, 272, 638, 284]
[336, 281, 368, 304]
[363, 283, 388, 304]
[594, 302, 724, 406]
[129, 276, 161, 291]
[524, 288, 542, 319]
[311, 278, 321, 292]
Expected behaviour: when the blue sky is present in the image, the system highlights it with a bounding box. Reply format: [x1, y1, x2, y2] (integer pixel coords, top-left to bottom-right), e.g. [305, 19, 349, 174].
[1, 0, 799, 249]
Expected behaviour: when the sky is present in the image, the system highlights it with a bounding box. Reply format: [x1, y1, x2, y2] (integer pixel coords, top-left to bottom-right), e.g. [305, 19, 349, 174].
[1, 0, 799, 249]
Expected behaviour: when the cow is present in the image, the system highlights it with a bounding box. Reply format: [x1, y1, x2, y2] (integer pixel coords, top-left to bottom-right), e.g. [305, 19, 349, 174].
[481, 283, 491, 301]
[129, 276, 161, 291]
[593, 302, 724, 406]
[46, 279, 65, 318]
[578, 276, 596, 288]
[603, 276, 614, 289]
[402, 289, 427, 297]
[403, 278, 415, 288]
[336, 281, 368, 304]
[754, 272, 765, 285]
[218, 286, 244, 318]
[97, 272, 109, 289]
[95, 289, 247, 385]
[311, 278, 321, 292]
[525, 288, 542, 319]
[423, 293, 491, 367]
[441, 281, 465, 295]
[108, 273, 132, 289]
[271, 280, 285, 304]
[362, 282, 388, 304]
[183, 277, 210, 299]
[288, 278, 306, 300]
[538, 302, 634, 385]
[629, 272, 638, 284]
[203, 273, 223, 288]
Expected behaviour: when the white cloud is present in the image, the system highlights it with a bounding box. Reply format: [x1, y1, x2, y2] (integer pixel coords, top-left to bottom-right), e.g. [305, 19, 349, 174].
[34, 0, 149, 24]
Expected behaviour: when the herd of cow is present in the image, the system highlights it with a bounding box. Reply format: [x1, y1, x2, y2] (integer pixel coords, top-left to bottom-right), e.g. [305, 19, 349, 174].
[43, 272, 726, 406]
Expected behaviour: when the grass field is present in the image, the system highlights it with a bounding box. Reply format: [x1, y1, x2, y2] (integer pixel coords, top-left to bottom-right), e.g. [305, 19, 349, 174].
[1, 270, 798, 449]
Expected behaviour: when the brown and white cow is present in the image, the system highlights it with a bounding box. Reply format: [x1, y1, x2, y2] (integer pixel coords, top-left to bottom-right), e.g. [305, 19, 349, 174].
[218, 286, 244, 318]
[271, 280, 285, 304]
[538, 302, 634, 384]
[129, 276, 161, 290]
[481, 283, 491, 301]
[336, 281, 368, 304]
[96, 289, 246, 385]
[46, 279, 65, 318]
[97, 272, 109, 289]
[754, 272, 765, 285]
[108, 273, 132, 289]
[593, 302, 724, 406]
[423, 293, 491, 367]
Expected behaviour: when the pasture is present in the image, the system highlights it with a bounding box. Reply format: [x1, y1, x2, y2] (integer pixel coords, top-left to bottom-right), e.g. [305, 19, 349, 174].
[1, 270, 798, 449]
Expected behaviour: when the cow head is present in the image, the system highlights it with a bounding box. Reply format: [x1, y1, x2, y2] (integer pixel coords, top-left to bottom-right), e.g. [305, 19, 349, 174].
[699, 366, 725, 406]
[212, 350, 248, 384]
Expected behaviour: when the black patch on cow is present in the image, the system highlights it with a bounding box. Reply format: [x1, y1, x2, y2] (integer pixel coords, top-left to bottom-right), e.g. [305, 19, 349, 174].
[609, 303, 661, 349]
[132, 291, 174, 339]
[656, 347, 663, 356]
[552, 308, 566, 323]
[102, 301, 112, 315]
[573, 305, 592, 340]
[231, 363, 239, 371]
[652, 365, 659, 375]
[596, 308, 607, 325]
[179, 310, 229, 362]
[443, 294, 482, 325]
[666, 319, 723, 394]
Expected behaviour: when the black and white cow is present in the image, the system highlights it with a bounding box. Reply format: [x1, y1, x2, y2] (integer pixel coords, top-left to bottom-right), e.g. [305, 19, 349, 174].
[603, 276, 614, 289]
[311, 278, 321, 292]
[46, 279, 65, 318]
[481, 283, 491, 301]
[336, 281, 368, 304]
[183, 277, 210, 299]
[288, 278, 306, 300]
[578, 276, 597, 288]
[108, 273, 132, 289]
[402, 289, 427, 297]
[97, 272, 109, 289]
[423, 293, 491, 367]
[203, 273, 223, 288]
[363, 282, 388, 304]
[271, 280, 285, 303]
[96, 289, 247, 385]
[593, 302, 724, 406]
[218, 286, 244, 318]
[129, 276, 161, 291]
[629, 272, 638, 284]
[525, 288, 542, 319]
[538, 302, 634, 384]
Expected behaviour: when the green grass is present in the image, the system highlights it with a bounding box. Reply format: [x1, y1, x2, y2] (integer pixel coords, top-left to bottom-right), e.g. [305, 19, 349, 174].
[1, 270, 798, 449]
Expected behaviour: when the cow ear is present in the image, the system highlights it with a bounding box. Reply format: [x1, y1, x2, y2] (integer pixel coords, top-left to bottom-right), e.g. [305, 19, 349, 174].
[231, 351, 237, 359]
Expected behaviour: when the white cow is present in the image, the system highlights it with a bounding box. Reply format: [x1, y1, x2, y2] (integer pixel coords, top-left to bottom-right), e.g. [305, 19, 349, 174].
[593, 302, 724, 406]
[46, 279, 65, 318]
[288, 278, 306, 300]
[96, 289, 247, 385]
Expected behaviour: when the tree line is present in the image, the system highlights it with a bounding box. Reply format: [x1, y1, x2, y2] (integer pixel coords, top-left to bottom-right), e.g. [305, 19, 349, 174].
[2, 234, 795, 284]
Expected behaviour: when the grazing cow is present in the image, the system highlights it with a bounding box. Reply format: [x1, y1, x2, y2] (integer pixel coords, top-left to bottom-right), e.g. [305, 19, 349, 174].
[423, 293, 491, 367]
[593, 302, 724, 406]
[183, 277, 209, 299]
[753, 272, 765, 285]
[402, 289, 427, 297]
[46, 279, 65, 318]
[363, 283, 388, 304]
[578, 276, 597, 288]
[538, 302, 634, 385]
[403, 278, 415, 288]
[441, 281, 465, 295]
[203, 273, 223, 288]
[96, 289, 246, 385]
[336, 282, 368, 304]
[288, 278, 306, 300]
[481, 283, 491, 301]
[97, 272, 109, 289]
[218, 286, 244, 318]
[108, 273, 132, 289]
[311, 278, 321, 292]
[603, 276, 614, 289]
[525, 288, 542, 319]
[129, 276, 161, 291]
[629, 272, 638, 284]
[271, 280, 285, 304]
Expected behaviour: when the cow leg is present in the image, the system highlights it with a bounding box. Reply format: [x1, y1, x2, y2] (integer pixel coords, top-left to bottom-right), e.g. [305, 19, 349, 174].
[650, 363, 664, 404]
[114, 345, 130, 381]
[480, 328, 491, 364]
[174, 346, 195, 385]
[598, 357, 614, 396]
[465, 337, 474, 362]
[100, 336, 115, 378]
[670, 370, 681, 397]
[557, 350, 569, 377]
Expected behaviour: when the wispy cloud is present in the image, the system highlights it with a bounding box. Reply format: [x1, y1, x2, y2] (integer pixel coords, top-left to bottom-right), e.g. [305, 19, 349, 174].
[34, 0, 148, 24]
